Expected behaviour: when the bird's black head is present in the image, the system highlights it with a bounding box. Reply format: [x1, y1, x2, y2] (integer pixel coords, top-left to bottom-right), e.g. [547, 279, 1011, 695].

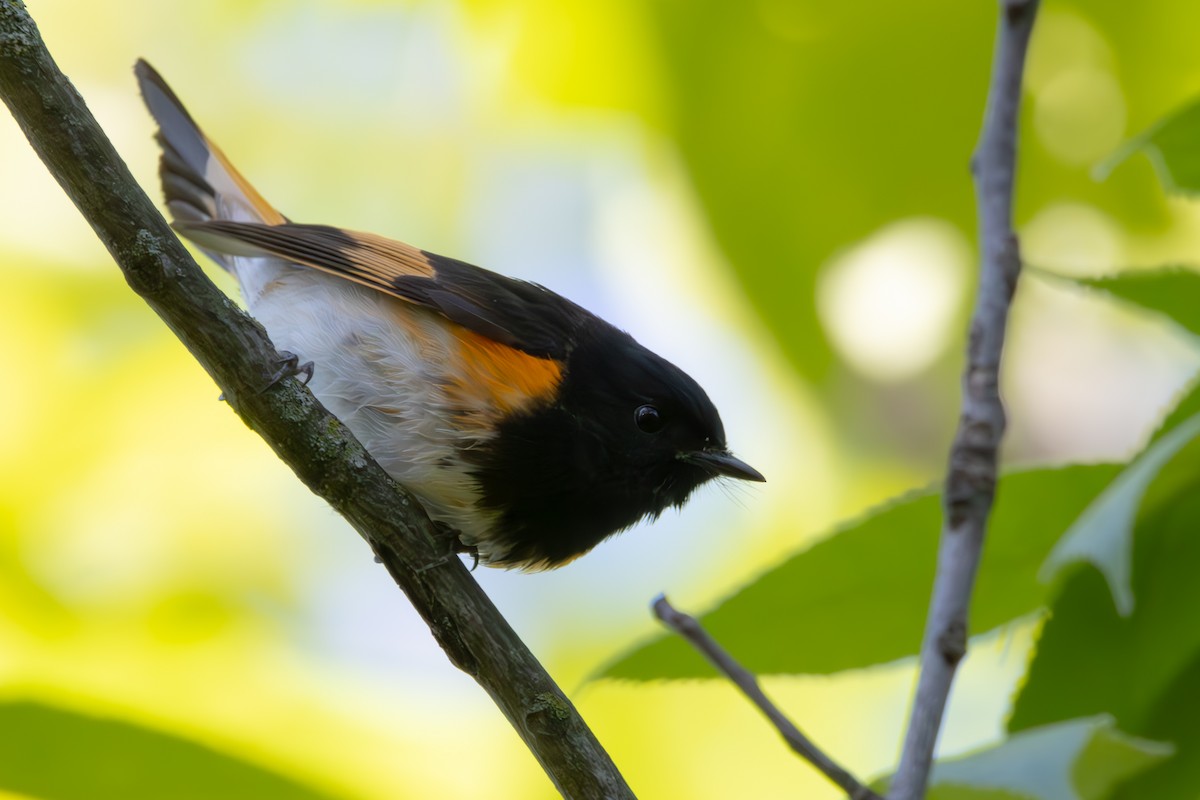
[560, 330, 764, 505]
[470, 324, 763, 569]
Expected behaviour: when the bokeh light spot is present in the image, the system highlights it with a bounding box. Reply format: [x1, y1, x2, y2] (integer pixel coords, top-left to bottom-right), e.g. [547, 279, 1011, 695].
[1034, 67, 1126, 165]
[1022, 203, 1122, 277]
[818, 218, 970, 382]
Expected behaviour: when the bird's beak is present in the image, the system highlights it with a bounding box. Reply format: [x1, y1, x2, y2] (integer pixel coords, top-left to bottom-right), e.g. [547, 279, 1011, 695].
[682, 449, 766, 482]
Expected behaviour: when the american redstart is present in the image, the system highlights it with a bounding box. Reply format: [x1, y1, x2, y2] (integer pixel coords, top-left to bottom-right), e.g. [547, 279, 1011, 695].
[134, 60, 763, 570]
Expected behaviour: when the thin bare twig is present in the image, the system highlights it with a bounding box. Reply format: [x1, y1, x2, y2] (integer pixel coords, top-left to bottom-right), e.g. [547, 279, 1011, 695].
[0, 3, 632, 797]
[889, 2, 1040, 799]
[653, 595, 882, 800]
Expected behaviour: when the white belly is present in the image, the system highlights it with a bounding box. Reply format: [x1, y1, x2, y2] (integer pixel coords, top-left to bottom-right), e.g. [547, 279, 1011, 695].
[233, 255, 501, 546]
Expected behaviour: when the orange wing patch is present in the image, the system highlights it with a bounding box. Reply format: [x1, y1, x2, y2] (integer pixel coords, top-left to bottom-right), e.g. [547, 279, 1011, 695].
[449, 327, 563, 419]
[172, 221, 437, 295]
[337, 229, 437, 281]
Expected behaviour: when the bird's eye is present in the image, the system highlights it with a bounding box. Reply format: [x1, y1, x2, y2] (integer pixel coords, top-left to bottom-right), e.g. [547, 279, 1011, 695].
[634, 404, 664, 434]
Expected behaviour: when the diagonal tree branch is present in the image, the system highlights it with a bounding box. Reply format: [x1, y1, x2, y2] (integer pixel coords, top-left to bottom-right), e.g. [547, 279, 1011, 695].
[0, 3, 631, 797]
[653, 595, 882, 800]
[889, 2, 1040, 799]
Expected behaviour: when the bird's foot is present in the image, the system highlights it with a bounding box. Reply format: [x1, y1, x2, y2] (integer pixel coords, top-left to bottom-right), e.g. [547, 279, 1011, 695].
[408, 523, 481, 572]
[431, 520, 481, 571]
[260, 350, 314, 393]
[458, 543, 481, 572]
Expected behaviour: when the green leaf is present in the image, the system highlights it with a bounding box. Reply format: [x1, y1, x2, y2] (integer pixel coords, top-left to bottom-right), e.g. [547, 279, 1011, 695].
[1074, 720, 1175, 800]
[1016, 442, 1200, 728]
[1066, 267, 1200, 338]
[1040, 411, 1200, 615]
[921, 717, 1170, 800]
[1097, 97, 1200, 194]
[1015, 445, 1200, 731]
[1011, 442, 1200, 799]
[596, 465, 1121, 681]
[1007, 569, 1128, 734]
[1109, 652, 1200, 799]
[925, 788, 1027, 800]
[0, 701, 336, 800]
[1010, 578, 1200, 799]
[1149, 375, 1200, 447]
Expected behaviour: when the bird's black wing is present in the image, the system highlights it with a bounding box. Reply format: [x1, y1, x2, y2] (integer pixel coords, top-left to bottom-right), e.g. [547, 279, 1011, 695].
[174, 220, 593, 360]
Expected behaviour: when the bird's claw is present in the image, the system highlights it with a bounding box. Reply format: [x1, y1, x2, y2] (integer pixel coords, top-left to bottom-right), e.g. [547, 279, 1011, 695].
[460, 544, 481, 572]
[431, 521, 480, 571]
[261, 350, 314, 393]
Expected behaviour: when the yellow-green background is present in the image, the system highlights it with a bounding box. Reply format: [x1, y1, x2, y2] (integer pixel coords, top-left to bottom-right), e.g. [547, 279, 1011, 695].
[2, 1, 1200, 798]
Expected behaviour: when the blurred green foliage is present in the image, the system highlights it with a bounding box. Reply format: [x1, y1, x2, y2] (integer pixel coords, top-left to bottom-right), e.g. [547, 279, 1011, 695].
[609, 132, 1200, 797]
[1069, 267, 1200, 337]
[5, 0, 1200, 799]
[640, 1, 1188, 387]
[1100, 94, 1200, 196]
[0, 701, 335, 800]
[600, 464, 1120, 679]
[885, 716, 1171, 800]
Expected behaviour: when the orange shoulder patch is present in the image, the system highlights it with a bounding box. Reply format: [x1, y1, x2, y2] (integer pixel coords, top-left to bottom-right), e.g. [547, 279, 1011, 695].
[451, 327, 563, 418]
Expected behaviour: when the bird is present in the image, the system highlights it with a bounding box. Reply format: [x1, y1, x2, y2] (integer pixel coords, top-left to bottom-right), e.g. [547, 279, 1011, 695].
[134, 59, 763, 571]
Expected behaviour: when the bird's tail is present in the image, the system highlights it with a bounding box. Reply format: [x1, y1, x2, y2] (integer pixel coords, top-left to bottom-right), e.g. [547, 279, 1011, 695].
[134, 59, 286, 271]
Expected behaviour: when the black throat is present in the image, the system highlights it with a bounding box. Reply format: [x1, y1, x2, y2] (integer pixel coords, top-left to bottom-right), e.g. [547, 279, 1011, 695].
[466, 333, 716, 569]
